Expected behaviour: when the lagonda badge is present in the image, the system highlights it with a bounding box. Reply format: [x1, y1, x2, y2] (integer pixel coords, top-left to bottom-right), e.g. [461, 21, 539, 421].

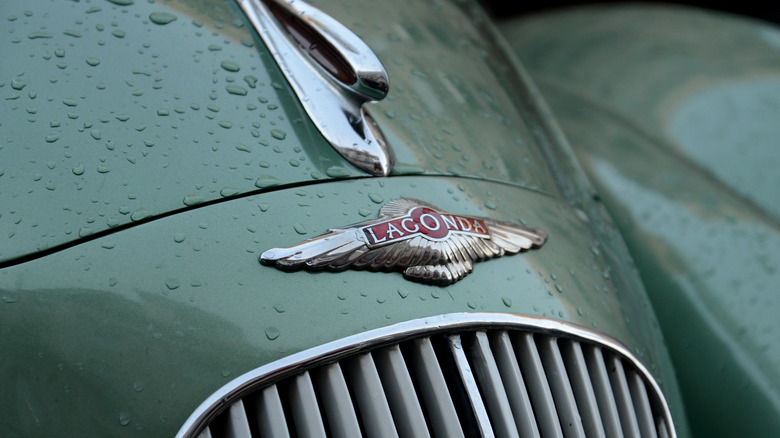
[261, 199, 547, 285]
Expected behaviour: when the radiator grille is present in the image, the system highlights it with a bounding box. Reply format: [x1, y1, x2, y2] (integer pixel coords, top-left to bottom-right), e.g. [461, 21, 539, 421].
[180, 315, 674, 438]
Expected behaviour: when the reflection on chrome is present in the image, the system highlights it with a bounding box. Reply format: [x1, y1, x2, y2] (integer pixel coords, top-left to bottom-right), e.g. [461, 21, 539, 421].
[237, 0, 394, 176]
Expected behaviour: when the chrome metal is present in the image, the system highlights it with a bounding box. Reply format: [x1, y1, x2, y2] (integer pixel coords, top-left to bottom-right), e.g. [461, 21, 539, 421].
[373, 345, 431, 437]
[412, 337, 465, 438]
[561, 341, 607, 437]
[316, 363, 361, 437]
[177, 313, 677, 438]
[449, 335, 495, 438]
[261, 198, 547, 285]
[609, 355, 642, 437]
[492, 331, 541, 437]
[236, 0, 393, 176]
[255, 385, 290, 437]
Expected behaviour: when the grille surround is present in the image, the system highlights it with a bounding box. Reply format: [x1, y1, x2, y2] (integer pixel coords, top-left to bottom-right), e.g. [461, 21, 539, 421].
[178, 313, 676, 438]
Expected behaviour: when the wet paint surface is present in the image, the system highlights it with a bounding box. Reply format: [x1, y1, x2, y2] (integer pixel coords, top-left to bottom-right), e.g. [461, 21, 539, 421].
[502, 6, 780, 436]
[1, 0, 562, 265]
[0, 176, 674, 436]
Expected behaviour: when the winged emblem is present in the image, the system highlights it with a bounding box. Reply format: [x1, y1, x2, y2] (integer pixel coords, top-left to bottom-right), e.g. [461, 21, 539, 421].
[261, 199, 547, 285]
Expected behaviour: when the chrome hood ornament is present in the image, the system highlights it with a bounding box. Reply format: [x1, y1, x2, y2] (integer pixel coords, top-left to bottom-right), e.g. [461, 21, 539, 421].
[237, 0, 393, 176]
[261, 199, 547, 285]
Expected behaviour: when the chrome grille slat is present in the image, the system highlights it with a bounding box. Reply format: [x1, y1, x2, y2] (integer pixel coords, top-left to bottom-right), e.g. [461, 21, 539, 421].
[411, 337, 466, 438]
[348, 353, 399, 438]
[225, 400, 252, 438]
[448, 334, 496, 438]
[289, 372, 327, 437]
[515, 333, 565, 438]
[254, 385, 290, 438]
[180, 315, 676, 438]
[315, 362, 362, 437]
[656, 417, 670, 438]
[538, 336, 587, 438]
[467, 331, 519, 438]
[628, 371, 658, 438]
[561, 340, 607, 438]
[584, 346, 624, 438]
[608, 355, 642, 437]
[373, 345, 431, 438]
[491, 331, 541, 438]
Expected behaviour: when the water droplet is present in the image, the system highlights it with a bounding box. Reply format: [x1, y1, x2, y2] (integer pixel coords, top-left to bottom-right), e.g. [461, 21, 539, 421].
[208, 44, 223, 51]
[501, 296, 512, 307]
[173, 233, 186, 243]
[293, 223, 307, 235]
[108, 0, 134, 5]
[217, 120, 232, 129]
[109, 277, 118, 287]
[273, 304, 285, 313]
[78, 227, 93, 238]
[244, 75, 257, 88]
[326, 166, 350, 178]
[397, 288, 409, 299]
[484, 201, 497, 210]
[86, 57, 100, 66]
[270, 129, 286, 140]
[467, 301, 477, 309]
[258, 203, 269, 212]
[97, 164, 110, 173]
[2, 292, 19, 304]
[255, 175, 280, 188]
[555, 284, 563, 293]
[220, 187, 239, 197]
[11, 78, 26, 90]
[226, 85, 247, 96]
[90, 129, 102, 140]
[220, 60, 240, 72]
[119, 412, 131, 426]
[368, 193, 384, 204]
[133, 381, 145, 392]
[45, 134, 59, 143]
[28, 32, 53, 39]
[220, 369, 231, 377]
[130, 208, 151, 221]
[182, 194, 202, 206]
[165, 278, 180, 290]
[63, 98, 78, 107]
[157, 108, 169, 116]
[112, 30, 125, 38]
[265, 327, 280, 340]
[149, 12, 176, 25]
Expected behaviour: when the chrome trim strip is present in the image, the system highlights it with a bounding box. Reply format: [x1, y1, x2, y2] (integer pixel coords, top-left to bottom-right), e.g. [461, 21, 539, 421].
[177, 312, 677, 438]
[236, 0, 393, 176]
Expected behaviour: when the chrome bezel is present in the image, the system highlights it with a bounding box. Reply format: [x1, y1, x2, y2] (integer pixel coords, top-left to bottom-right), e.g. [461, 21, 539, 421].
[177, 312, 676, 437]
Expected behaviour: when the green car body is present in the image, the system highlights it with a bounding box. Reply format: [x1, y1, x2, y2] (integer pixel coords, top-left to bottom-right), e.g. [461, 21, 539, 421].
[0, 0, 776, 436]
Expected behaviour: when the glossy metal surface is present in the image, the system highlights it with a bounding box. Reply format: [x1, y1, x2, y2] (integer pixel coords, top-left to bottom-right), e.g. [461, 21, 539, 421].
[237, 0, 393, 176]
[501, 5, 780, 437]
[0, 176, 684, 436]
[0, 0, 364, 265]
[261, 198, 547, 285]
[177, 313, 676, 438]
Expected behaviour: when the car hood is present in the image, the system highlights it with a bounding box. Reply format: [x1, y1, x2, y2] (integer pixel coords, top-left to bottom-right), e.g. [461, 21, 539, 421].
[0, 0, 558, 265]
